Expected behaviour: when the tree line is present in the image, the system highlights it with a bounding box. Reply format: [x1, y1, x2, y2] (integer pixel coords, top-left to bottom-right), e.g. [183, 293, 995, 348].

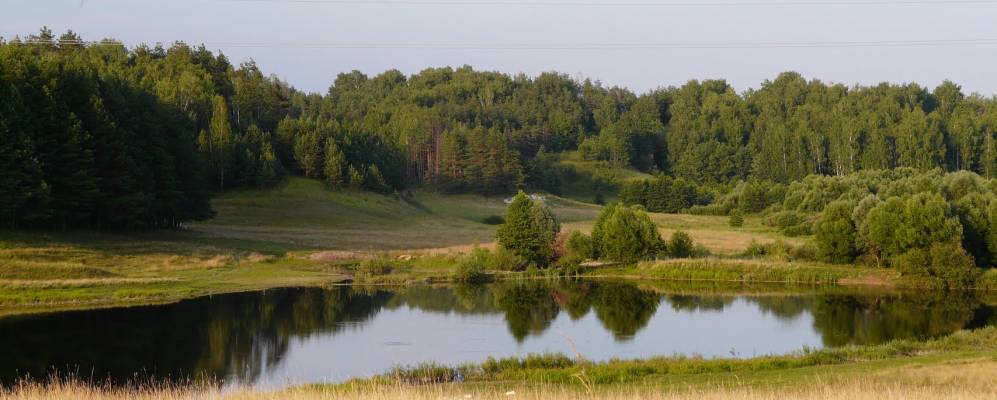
[8, 28, 997, 228]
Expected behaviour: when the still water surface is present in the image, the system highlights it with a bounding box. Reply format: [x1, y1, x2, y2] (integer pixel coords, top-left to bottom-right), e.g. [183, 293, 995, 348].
[0, 280, 994, 387]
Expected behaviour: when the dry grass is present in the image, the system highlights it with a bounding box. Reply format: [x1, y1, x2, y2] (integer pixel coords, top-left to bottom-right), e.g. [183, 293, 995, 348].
[563, 212, 797, 256]
[6, 367, 996, 400]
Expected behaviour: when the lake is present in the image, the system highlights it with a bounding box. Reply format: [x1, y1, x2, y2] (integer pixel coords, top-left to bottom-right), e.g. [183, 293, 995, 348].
[1, 280, 994, 388]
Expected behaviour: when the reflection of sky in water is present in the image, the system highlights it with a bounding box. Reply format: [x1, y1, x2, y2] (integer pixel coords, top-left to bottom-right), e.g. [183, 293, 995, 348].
[254, 298, 820, 388]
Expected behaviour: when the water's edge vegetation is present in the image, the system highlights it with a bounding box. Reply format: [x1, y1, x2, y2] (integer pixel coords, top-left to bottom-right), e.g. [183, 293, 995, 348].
[3, 325, 995, 399]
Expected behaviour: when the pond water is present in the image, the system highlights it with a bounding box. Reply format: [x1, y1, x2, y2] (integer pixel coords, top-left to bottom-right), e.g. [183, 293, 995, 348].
[0, 280, 994, 388]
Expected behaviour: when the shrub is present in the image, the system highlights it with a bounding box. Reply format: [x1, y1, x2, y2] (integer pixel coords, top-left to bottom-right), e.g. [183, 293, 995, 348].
[591, 203, 665, 262]
[789, 242, 819, 262]
[929, 242, 980, 289]
[556, 254, 586, 276]
[728, 209, 744, 227]
[565, 230, 594, 260]
[765, 210, 804, 229]
[668, 230, 694, 258]
[782, 222, 812, 237]
[893, 242, 980, 289]
[814, 200, 857, 263]
[482, 215, 505, 225]
[977, 269, 997, 290]
[356, 257, 394, 278]
[486, 247, 527, 271]
[455, 246, 490, 283]
[743, 240, 767, 258]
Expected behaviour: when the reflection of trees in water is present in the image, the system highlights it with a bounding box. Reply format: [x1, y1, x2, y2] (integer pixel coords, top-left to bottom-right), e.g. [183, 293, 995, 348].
[492, 282, 561, 342]
[811, 292, 981, 347]
[665, 295, 733, 313]
[590, 283, 661, 340]
[0, 287, 393, 385]
[483, 281, 661, 342]
[4, 282, 993, 387]
[752, 296, 812, 320]
[383, 285, 499, 314]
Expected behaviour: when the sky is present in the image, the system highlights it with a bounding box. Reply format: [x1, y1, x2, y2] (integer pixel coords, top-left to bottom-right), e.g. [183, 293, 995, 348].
[3, 0, 997, 95]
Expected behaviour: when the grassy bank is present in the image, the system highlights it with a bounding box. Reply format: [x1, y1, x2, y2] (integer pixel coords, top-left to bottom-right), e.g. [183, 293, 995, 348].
[5, 327, 996, 399]
[590, 258, 900, 286]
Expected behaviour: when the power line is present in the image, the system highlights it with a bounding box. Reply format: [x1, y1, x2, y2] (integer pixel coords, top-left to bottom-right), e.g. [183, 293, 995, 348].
[220, 0, 997, 6]
[19, 38, 997, 49]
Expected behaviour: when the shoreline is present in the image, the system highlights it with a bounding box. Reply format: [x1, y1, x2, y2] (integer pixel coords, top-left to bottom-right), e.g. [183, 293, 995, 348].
[1, 256, 993, 317]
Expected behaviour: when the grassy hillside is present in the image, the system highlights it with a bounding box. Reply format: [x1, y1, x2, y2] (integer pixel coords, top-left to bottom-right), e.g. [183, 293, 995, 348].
[0, 178, 603, 312]
[0, 176, 817, 312]
[196, 177, 600, 250]
[554, 151, 654, 204]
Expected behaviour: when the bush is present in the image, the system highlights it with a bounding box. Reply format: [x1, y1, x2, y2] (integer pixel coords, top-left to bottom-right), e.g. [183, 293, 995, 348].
[455, 246, 490, 283]
[977, 269, 997, 290]
[482, 215, 505, 225]
[765, 210, 804, 229]
[929, 242, 980, 289]
[356, 257, 394, 278]
[556, 254, 586, 276]
[790, 242, 819, 262]
[728, 209, 744, 227]
[591, 203, 664, 262]
[814, 200, 857, 263]
[486, 247, 527, 271]
[743, 240, 767, 258]
[782, 222, 812, 237]
[893, 242, 980, 289]
[668, 230, 694, 258]
[565, 230, 594, 260]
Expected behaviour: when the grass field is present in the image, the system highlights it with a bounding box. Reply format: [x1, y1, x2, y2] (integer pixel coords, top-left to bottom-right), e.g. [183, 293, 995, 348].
[0, 176, 884, 313]
[0, 178, 601, 312]
[199, 177, 599, 250]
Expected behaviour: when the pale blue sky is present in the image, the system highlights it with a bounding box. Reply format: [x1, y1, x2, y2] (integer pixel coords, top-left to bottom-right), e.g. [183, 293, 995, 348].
[3, 0, 996, 95]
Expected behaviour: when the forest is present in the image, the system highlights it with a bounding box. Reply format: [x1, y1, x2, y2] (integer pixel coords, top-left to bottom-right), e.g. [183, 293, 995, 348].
[5, 28, 997, 232]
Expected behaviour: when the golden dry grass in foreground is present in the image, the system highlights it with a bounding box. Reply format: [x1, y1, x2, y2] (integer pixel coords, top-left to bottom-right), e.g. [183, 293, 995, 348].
[4, 380, 996, 400]
[6, 360, 997, 400]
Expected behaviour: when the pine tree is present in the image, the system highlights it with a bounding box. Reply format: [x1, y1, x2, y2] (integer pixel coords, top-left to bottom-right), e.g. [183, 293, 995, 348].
[323, 140, 346, 186]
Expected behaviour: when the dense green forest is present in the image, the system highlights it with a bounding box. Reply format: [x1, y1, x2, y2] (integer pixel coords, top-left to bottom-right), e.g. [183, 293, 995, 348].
[6, 28, 997, 230]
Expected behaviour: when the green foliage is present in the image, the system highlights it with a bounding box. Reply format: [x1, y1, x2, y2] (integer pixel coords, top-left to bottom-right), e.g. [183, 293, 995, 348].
[355, 257, 394, 279]
[590, 203, 664, 262]
[866, 193, 963, 262]
[893, 242, 979, 289]
[388, 363, 459, 384]
[455, 246, 490, 283]
[728, 209, 744, 227]
[0, 34, 215, 228]
[667, 230, 694, 258]
[814, 200, 857, 263]
[484, 247, 528, 271]
[495, 192, 560, 267]
[619, 176, 705, 213]
[565, 230, 594, 260]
